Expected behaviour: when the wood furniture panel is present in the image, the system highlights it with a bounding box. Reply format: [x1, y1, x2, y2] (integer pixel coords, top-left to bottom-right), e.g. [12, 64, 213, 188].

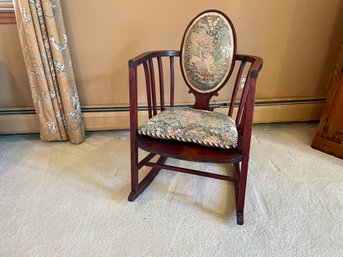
[312, 46, 343, 159]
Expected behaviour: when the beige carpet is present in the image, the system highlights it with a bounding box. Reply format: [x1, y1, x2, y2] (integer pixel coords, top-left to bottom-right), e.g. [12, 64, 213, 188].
[0, 123, 342, 257]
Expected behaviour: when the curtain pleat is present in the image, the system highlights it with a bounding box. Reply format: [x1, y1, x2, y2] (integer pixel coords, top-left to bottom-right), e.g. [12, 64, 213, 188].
[14, 0, 84, 144]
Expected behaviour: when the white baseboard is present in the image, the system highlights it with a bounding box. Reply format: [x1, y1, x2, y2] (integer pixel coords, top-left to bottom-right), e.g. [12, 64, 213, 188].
[0, 99, 324, 134]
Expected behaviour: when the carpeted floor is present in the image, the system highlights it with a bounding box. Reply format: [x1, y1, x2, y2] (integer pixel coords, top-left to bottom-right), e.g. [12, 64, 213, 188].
[0, 123, 342, 257]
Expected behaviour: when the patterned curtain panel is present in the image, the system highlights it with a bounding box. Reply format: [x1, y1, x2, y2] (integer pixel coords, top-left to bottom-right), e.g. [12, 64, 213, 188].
[14, 0, 84, 144]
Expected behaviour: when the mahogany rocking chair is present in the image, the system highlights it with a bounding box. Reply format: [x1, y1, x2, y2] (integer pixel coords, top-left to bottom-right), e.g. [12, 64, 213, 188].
[128, 10, 263, 225]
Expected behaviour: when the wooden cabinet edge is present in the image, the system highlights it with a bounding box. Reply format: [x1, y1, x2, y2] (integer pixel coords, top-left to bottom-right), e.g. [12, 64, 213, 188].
[312, 136, 343, 159]
[311, 45, 343, 160]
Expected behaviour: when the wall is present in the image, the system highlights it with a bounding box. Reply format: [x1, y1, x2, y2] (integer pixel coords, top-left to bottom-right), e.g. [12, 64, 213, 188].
[63, 0, 343, 106]
[0, 0, 343, 130]
[0, 24, 32, 108]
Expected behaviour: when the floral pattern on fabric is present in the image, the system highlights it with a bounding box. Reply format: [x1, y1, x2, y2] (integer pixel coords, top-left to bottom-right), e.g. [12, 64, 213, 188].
[14, 0, 84, 144]
[138, 107, 238, 149]
[182, 12, 234, 92]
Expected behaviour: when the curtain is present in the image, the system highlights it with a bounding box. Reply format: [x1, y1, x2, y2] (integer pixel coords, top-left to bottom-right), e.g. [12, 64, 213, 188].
[14, 0, 84, 144]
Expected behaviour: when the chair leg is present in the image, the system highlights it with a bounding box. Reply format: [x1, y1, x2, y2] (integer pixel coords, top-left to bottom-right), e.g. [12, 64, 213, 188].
[234, 163, 240, 204]
[236, 155, 249, 225]
[128, 142, 139, 201]
[128, 155, 167, 201]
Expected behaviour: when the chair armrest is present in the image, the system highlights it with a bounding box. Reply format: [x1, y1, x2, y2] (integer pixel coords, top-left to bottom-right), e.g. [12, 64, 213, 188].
[235, 54, 263, 78]
[129, 50, 180, 67]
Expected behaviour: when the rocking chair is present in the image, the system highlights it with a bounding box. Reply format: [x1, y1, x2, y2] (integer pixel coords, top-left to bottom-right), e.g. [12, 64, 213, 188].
[128, 10, 263, 225]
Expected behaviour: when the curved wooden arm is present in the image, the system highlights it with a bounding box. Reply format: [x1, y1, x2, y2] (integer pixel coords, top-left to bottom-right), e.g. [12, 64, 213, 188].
[235, 54, 263, 78]
[129, 50, 180, 67]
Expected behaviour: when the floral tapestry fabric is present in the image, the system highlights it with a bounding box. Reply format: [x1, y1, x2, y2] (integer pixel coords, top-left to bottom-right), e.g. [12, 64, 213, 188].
[138, 107, 238, 149]
[14, 0, 84, 144]
[181, 12, 234, 92]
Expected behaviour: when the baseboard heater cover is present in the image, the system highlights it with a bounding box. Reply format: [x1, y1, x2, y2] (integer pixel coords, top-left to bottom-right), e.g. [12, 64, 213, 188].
[0, 98, 325, 134]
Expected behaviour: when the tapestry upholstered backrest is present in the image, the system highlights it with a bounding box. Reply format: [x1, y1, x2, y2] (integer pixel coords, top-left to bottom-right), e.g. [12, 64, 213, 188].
[180, 10, 236, 95]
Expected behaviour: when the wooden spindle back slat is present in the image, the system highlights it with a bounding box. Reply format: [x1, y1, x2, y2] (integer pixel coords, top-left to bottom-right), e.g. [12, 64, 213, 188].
[236, 68, 252, 126]
[157, 57, 165, 111]
[170, 56, 175, 107]
[143, 55, 177, 116]
[143, 61, 153, 118]
[148, 59, 157, 116]
[229, 61, 246, 117]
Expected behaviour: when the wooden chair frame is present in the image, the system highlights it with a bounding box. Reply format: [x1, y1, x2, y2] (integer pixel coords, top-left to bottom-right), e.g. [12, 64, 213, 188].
[128, 10, 263, 225]
[128, 50, 262, 224]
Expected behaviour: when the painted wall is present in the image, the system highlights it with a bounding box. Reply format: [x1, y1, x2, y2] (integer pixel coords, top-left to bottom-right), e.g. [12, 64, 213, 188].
[1, 0, 342, 108]
[0, 24, 32, 107]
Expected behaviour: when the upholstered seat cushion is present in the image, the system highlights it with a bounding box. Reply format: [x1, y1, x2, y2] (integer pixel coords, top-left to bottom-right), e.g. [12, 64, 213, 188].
[138, 107, 238, 149]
